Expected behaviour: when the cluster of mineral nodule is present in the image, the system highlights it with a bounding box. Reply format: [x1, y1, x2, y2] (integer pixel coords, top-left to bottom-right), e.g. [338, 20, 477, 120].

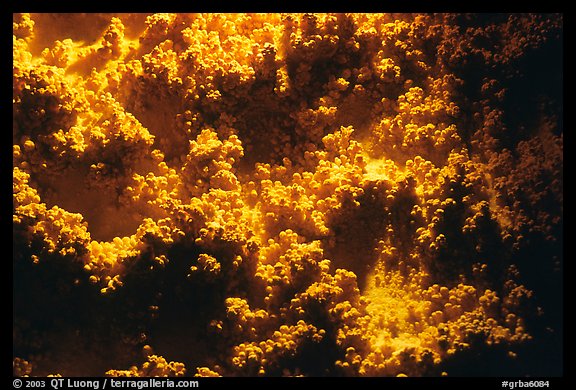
[13, 13, 563, 377]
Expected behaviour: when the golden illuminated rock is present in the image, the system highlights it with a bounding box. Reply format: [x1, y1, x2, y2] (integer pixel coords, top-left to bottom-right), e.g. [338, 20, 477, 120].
[13, 13, 563, 377]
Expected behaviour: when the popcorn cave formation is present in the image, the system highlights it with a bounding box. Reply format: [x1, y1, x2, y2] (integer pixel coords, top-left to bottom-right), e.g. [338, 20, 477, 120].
[13, 13, 563, 377]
